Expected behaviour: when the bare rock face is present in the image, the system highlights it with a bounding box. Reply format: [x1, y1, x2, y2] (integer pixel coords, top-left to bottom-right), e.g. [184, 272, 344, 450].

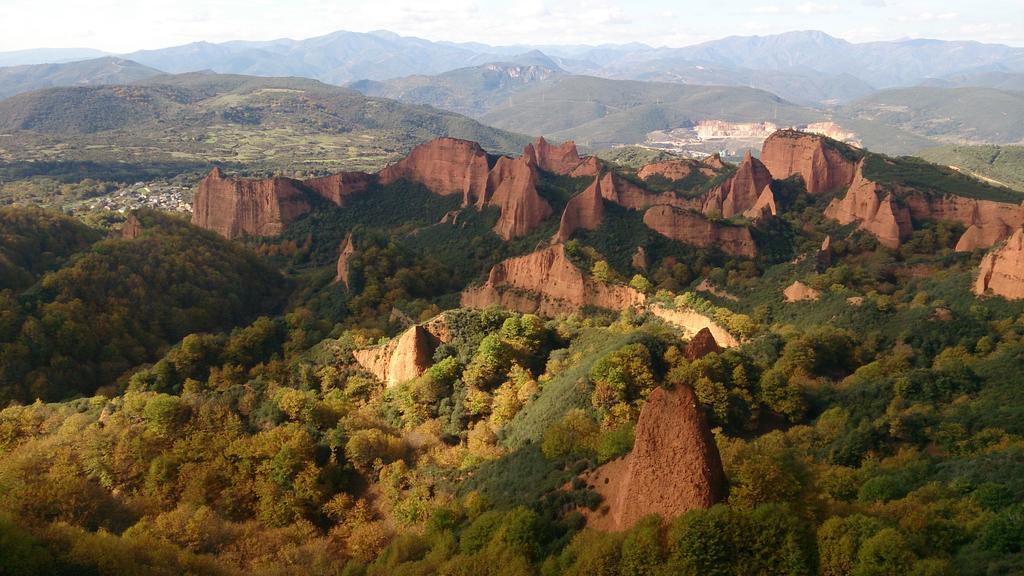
[570, 156, 603, 178]
[353, 325, 440, 386]
[648, 304, 739, 348]
[484, 155, 553, 240]
[761, 130, 858, 194]
[335, 233, 355, 288]
[121, 214, 142, 239]
[642, 206, 757, 257]
[460, 243, 645, 316]
[784, 280, 821, 302]
[900, 194, 1024, 252]
[631, 246, 649, 271]
[599, 172, 697, 212]
[581, 385, 725, 531]
[378, 137, 492, 206]
[684, 327, 723, 360]
[703, 153, 726, 171]
[702, 151, 773, 218]
[824, 161, 912, 249]
[303, 171, 374, 206]
[974, 227, 1024, 299]
[524, 137, 584, 175]
[637, 158, 717, 181]
[817, 235, 833, 268]
[192, 167, 312, 239]
[742, 186, 778, 220]
[554, 176, 605, 242]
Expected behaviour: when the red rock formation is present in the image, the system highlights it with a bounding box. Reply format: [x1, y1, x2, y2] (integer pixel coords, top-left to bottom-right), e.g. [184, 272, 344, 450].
[570, 156, 602, 178]
[761, 130, 858, 194]
[460, 243, 645, 316]
[642, 206, 756, 257]
[581, 385, 724, 531]
[684, 327, 722, 360]
[554, 176, 605, 242]
[484, 155, 553, 240]
[974, 227, 1024, 299]
[900, 194, 1024, 252]
[524, 137, 584, 175]
[824, 161, 912, 249]
[599, 172, 697, 212]
[378, 137, 492, 206]
[783, 281, 821, 302]
[703, 153, 726, 171]
[702, 151, 773, 218]
[353, 325, 440, 386]
[335, 233, 355, 288]
[639, 159, 701, 181]
[743, 187, 778, 220]
[121, 214, 142, 239]
[303, 171, 373, 206]
[191, 167, 312, 239]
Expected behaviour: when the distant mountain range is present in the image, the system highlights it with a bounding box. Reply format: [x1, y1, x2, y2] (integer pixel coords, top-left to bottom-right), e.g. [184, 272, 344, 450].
[0, 57, 162, 100]
[3, 30, 1023, 106]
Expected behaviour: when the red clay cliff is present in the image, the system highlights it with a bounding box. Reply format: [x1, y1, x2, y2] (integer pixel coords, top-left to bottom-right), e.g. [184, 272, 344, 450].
[974, 227, 1024, 300]
[761, 130, 858, 194]
[581, 383, 725, 531]
[191, 167, 313, 239]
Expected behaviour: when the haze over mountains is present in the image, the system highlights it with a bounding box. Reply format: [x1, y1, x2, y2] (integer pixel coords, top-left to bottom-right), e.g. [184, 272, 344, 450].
[1, 28, 1023, 167]
[3, 29, 1024, 105]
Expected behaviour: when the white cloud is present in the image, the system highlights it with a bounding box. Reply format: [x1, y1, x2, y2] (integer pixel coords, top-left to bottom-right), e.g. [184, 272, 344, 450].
[795, 2, 841, 14]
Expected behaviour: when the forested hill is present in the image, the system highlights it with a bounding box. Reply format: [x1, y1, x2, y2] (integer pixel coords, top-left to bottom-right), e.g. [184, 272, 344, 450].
[0, 208, 287, 403]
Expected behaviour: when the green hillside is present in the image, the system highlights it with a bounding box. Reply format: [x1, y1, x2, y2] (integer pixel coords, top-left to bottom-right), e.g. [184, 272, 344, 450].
[350, 61, 563, 118]
[0, 57, 163, 100]
[479, 75, 823, 148]
[918, 144, 1024, 192]
[0, 72, 531, 177]
[839, 86, 1024, 145]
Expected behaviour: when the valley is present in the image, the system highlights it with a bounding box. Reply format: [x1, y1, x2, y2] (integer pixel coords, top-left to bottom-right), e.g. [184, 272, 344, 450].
[2, 19, 1024, 576]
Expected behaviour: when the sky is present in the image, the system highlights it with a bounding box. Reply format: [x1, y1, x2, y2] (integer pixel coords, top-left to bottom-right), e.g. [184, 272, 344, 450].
[1, 0, 1022, 53]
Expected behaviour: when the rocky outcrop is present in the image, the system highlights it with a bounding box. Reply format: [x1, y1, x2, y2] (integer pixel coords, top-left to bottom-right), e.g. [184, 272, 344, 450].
[684, 327, 723, 360]
[352, 321, 453, 386]
[460, 244, 645, 316]
[702, 152, 773, 218]
[524, 137, 584, 175]
[783, 281, 821, 302]
[824, 161, 912, 249]
[761, 130, 858, 194]
[581, 385, 724, 531]
[484, 155, 553, 240]
[378, 137, 493, 206]
[648, 304, 739, 348]
[900, 194, 1024, 252]
[817, 235, 833, 268]
[638, 158, 718, 181]
[742, 186, 778, 220]
[303, 171, 374, 206]
[642, 206, 757, 257]
[191, 167, 312, 239]
[631, 246, 648, 271]
[570, 156, 602, 178]
[599, 172, 697, 212]
[974, 227, 1024, 300]
[554, 176, 605, 242]
[121, 214, 142, 239]
[335, 233, 355, 288]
